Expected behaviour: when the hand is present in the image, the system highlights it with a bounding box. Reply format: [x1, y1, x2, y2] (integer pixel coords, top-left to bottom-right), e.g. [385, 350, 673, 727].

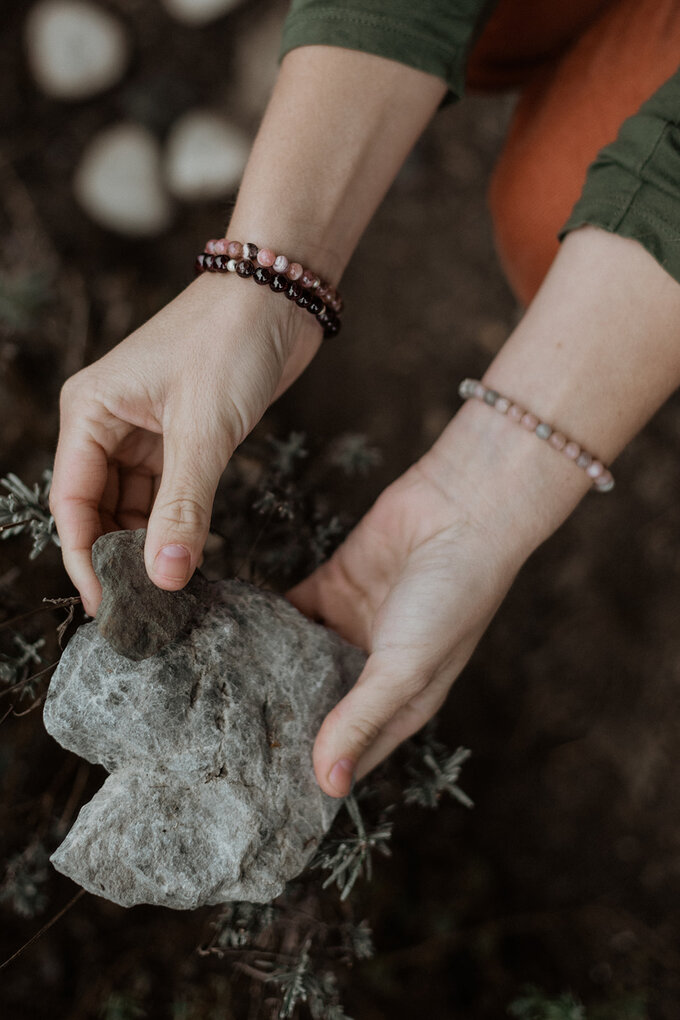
[50, 271, 322, 615]
[288, 392, 596, 798]
[288, 439, 531, 797]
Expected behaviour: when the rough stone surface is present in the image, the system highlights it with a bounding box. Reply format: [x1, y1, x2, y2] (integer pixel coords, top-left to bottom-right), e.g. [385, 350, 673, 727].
[93, 529, 206, 660]
[74, 123, 173, 236]
[43, 530, 365, 909]
[164, 110, 250, 201]
[25, 0, 129, 101]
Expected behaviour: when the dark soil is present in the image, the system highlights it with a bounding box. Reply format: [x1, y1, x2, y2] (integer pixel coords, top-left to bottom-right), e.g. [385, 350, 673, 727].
[2, 2, 680, 1019]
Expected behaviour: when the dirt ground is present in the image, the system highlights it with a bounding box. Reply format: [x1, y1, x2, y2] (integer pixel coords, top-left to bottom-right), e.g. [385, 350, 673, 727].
[2, 2, 680, 1018]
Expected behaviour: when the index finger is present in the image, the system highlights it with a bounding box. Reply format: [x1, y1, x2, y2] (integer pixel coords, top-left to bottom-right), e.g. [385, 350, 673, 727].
[50, 421, 111, 615]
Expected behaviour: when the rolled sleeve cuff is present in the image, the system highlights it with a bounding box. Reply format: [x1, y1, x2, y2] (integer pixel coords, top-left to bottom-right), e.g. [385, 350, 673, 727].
[279, 2, 485, 101]
[561, 72, 680, 287]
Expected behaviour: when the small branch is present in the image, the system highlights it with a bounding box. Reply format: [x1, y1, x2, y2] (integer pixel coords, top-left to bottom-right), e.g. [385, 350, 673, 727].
[0, 658, 60, 699]
[12, 693, 45, 717]
[0, 596, 80, 633]
[0, 519, 36, 533]
[0, 888, 86, 972]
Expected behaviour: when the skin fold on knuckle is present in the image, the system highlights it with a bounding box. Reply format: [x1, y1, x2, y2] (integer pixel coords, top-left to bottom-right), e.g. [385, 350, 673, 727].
[153, 496, 208, 539]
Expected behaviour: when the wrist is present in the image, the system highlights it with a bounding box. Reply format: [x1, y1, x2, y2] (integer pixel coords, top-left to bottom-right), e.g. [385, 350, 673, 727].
[420, 398, 591, 559]
[189, 269, 309, 359]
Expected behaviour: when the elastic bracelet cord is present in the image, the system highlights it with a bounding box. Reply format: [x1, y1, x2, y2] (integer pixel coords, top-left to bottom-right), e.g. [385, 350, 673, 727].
[458, 378, 615, 492]
[196, 253, 341, 339]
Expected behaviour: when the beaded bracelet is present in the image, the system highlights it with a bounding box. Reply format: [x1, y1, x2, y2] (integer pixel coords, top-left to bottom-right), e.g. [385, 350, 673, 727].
[203, 239, 343, 313]
[458, 378, 615, 492]
[196, 253, 341, 339]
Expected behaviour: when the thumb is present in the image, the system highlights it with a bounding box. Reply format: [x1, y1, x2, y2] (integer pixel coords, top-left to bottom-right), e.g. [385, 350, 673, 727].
[313, 648, 429, 798]
[144, 430, 226, 590]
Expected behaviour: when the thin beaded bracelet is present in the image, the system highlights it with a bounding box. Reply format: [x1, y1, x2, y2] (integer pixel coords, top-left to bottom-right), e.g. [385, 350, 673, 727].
[203, 238, 344, 313]
[458, 378, 615, 492]
[196, 253, 341, 339]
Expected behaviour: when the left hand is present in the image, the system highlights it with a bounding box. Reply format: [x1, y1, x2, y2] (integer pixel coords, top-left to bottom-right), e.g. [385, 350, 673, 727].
[288, 438, 531, 796]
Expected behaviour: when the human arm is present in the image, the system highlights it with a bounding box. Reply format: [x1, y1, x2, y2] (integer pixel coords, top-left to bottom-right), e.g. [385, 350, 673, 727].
[290, 225, 680, 796]
[49, 45, 447, 616]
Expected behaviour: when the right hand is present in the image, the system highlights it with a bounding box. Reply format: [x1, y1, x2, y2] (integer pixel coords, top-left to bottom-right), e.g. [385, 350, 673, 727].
[50, 270, 323, 615]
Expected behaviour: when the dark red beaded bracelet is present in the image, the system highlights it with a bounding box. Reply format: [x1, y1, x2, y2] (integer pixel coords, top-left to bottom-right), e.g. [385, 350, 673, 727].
[196, 254, 342, 339]
[203, 238, 344, 313]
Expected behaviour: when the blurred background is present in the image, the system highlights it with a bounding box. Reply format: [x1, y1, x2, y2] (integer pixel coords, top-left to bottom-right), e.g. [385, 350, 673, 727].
[2, 1, 680, 1017]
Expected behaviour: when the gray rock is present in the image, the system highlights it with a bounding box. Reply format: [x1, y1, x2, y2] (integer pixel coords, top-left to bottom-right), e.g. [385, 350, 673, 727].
[160, 0, 244, 26]
[74, 123, 173, 236]
[43, 530, 365, 909]
[93, 529, 205, 660]
[25, 0, 130, 101]
[164, 110, 250, 201]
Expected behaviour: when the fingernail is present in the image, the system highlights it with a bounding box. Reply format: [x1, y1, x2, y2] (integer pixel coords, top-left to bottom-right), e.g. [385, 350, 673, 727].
[154, 544, 190, 585]
[328, 758, 354, 796]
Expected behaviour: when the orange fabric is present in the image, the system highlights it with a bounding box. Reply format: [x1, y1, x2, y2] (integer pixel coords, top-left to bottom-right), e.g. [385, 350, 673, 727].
[467, 0, 680, 305]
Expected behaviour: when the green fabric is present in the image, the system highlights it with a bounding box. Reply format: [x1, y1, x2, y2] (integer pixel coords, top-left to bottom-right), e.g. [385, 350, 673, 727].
[560, 69, 680, 285]
[279, 0, 492, 101]
[280, 1, 680, 288]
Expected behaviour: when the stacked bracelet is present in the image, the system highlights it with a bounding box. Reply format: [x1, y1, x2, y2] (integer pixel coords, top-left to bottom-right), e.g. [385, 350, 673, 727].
[458, 378, 615, 492]
[196, 253, 341, 338]
[204, 239, 343, 312]
[196, 238, 343, 339]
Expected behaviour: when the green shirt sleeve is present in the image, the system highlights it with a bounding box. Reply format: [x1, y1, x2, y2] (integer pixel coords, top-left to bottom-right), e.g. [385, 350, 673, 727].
[561, 68, 680, 285]
[279, 0, 493, 102]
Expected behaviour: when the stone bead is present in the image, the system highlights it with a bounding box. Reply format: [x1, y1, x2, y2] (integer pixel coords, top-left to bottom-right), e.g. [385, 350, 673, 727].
[213, 254, 228, 271]
[521, 412, 539, 431]
[308, 296, 324, 315]
[296, 290, 312, 309]
[213, 238, 229, 255]
[227, 241, 242, 258]
[458, 379, 475, 399]
[317, 310, 336, 329]
[253, 266, 272, 286]
[535, 422, 552, 440]
[205, 239, 218, 254]
[331, 295, 344, 313]
[594, 470, 614, 492]
[203, 254, 215, 270]
[257, 248, 276, 268]
[316, 284, 330, 302]
[508, 404, 524, 421]
[226, 258, 238, 272]
[473, 382, 486, 399]
[586, 460, 605, 479]
[494, 396, 510, 414]
[548, 431, 566, 450]
[301, 270, 320, 290]
[273, 254, 289, 274]
[236, 259, 254, 278]
[576, 451, 592, 469]
[287, 262, 303, 281]
[483, 389, 499, 406]
[243, 242, 258, 260]
[195, 254, 206, 271]
[318, 311, 340, 337]
[270, 273, 288, 292]
[564, 441, 580, 459]
[285, 281, 302, 301]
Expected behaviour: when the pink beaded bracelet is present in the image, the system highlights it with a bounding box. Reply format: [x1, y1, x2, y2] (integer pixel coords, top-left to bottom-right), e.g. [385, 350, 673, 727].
[203, 238, 343, 313]
[458, 378, 615, 492]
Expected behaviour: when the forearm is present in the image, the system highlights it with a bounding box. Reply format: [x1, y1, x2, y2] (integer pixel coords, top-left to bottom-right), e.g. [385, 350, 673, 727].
[424, 227, 680, 552]
[227, 45, 447, 283]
